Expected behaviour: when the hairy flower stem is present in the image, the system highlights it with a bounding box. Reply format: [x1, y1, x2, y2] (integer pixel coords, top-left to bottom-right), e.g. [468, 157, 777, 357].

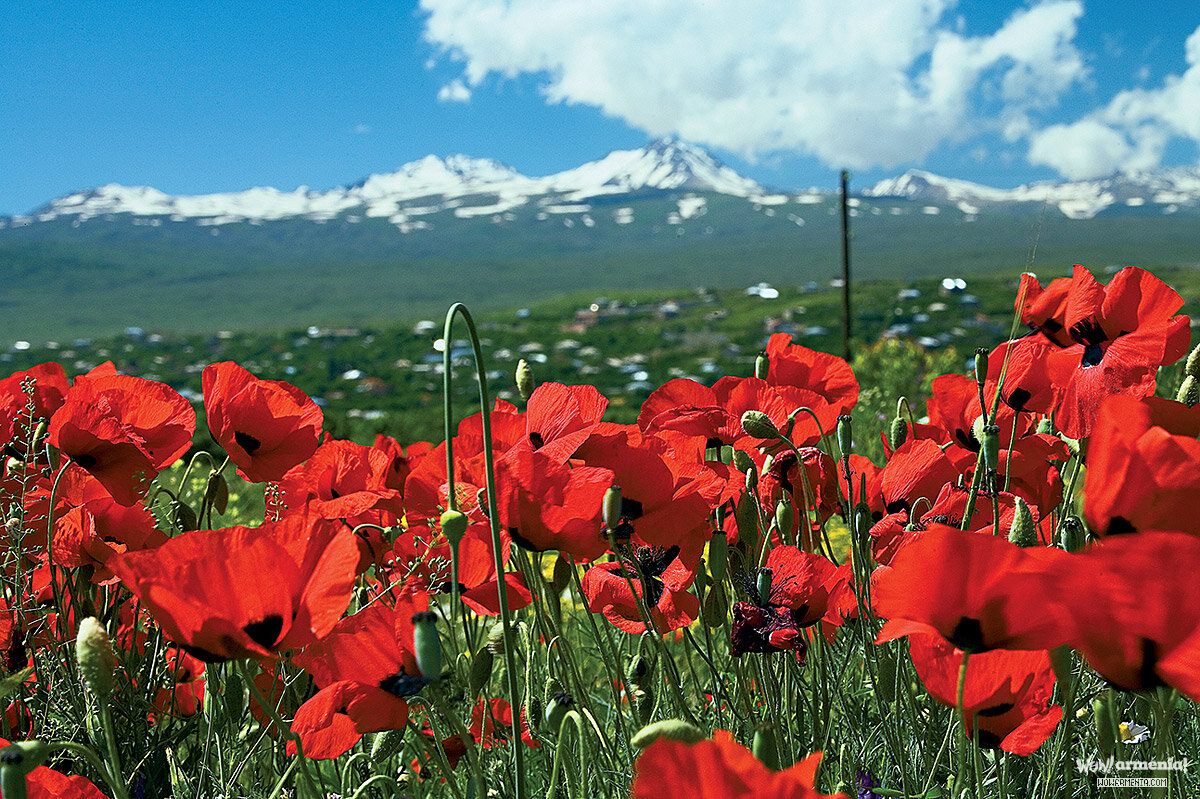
[441, 303, 526, 799]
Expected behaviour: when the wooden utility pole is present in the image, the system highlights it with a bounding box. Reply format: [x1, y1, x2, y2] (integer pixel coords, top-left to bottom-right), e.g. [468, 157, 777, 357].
[840, 169, 852, 363]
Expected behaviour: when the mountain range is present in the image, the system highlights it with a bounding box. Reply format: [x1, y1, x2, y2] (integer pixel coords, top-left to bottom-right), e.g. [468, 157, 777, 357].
[8, 138, 1200, 229]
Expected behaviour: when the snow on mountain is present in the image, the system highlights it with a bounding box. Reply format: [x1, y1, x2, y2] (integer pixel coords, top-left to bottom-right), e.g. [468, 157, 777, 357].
[866, 168, 1200, 219]
[28, 139, 764, 227]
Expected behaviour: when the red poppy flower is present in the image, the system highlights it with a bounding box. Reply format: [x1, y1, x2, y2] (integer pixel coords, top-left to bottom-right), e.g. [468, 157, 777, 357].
[581, 545, 699, 634]
[372, 434, 433, 493]
[638, 376, 790, 453]
[992, 266, 1191, 438]
[48, 371, 195, 506]
[202, 361, 323, 483]
[0, 362, 69, 455]
[631, 729, 848, 799]
[0, 736, 110, 799]
[290, 592, 425, 759]
[508, 382, 608, 462]
[757, 447, 840, 548]
[873, 439, 966, 516]
[279, 439, 404, 527]
[1084, 394, 1200, 536]
[393, 523, 532, 617]
[906, 631, 1061, 755]
[763, 333, 859, 447]
[1055, 531, 1200, 700]
[109, 514, 360, 662]
[873, 525, 1071, 653]
[731, 547, 838, 657]
[150, 647, 206, 720]
[494, 448, 614, 562]
[925, 374, 1029, 454]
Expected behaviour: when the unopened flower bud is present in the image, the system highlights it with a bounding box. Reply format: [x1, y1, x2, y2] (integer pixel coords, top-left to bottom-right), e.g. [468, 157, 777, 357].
[741, 411, 781, 440]
[754, 352, 769, 380]
[1036, 416, 1054, 435]
[486, 622, 507, 655]
[752, 724, 781, 771]
[515, 359, 535, 400]
[980, 424, 1000, 473]
[1059, 516, 1086, 552]
[412, 611, 442, 680]
[774, 497, 794, 540]
[888, 416, 907, 451]
[370, 728, 406, 761]
[76, 617, 116, 701]
[1177, 375, 1200, 407]
[1186, 343, 1200, 377]
[544, 691, 574, 733]
[1093, 697, 1116, 758]
[707, 531, 729, 584]
[1008, 497, 1037, 547]
[468, 646, 495, 697]
[439, 509, 469, 547]
[626, 655, 651, 690]
[631, 719, 706, 749]
[731, 448, 754, 475]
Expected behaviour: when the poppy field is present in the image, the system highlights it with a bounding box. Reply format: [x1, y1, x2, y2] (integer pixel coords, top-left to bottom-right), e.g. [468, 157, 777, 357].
[0, 265, 1199, 799]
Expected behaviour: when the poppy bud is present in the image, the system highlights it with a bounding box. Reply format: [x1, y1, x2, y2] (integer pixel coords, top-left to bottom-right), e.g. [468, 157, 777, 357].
[0, 740, 47, 799]
[1177, 375, 1200, 407]
[76, 617, 116, 701]
[515, 359, 535, 401]
[1036, 416, 1054, 434]
[774, 498, 793, 542]
[702, 583, 728, 629]
[468, 646, 494, 697]
[544, 691, 574, 733]
[602, 485, 622, 533]
[708, 531, 729, 584]
[630, 719, 706, 749]
[1059, 516, 1086, 552]
[731, 449, 754, 476]
[439, 509, 469, 547]
[370, 728, 406, 761]
[1186, 343, 1200, 377]
[752, 725, 781, 771]
[973, 348, 989, 387]
[888, 416, 907, 451]
[1093, 697, 1115, 758]
[980, 425, 1000, 474]
[486, 622, 506, 655]
[525, 690, 543, 734]
[411, 611, 442, 680]
[1008, 497, 1037, 548]
[626, 654, 651, 690]
[741, 411, 781, 440]
[836, 415, 853, 458]
[756, 568, 773, 603]
[755, 352, 769, 380]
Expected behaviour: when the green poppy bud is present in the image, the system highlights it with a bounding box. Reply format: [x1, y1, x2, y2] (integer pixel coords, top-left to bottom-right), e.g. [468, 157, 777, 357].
[1186, 343, 1200, 377]
[468, 646, 495, 697]
[752, 725, 781, 771]
[741, 410, 781, 440]
[626, 655, 651, 690]
[0, 741, 47, 775]
[411, 611, 442, 680]
[731, 449, 754, 476]
[631, 719, 707, 749]
[440, 509, 469, 547]
[1177, 375, 1200, 407]
[543, 691, 574, 733]
[1008, 497, 1038, 548]
[1036, 416, 1054, 435]
[76, 617, 116, 701]
[486, 622, 506, 655]
[888, 416, 908, 451]
[702, 583, 728, 629]
[515, 358, 535, 401]
[708, 531, 729, 584]
[370, 728, 406, 761]
[754, 352, 769, 380]
[774, 497, 794, 542]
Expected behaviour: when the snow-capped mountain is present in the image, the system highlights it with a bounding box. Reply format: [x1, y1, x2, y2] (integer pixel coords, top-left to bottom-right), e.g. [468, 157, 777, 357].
[24, 139, 767, 227]
[865, 168, 1200, 219]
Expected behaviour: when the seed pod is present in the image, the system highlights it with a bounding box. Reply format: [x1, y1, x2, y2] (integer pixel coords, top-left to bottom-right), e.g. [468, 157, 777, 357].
[468, 646, 495, 697]
[741, 411, 781, 440]
[76, 617, 116, 701]
[836, 415, 853, 458]
[1008, 497, 1038, 548]
[980, 425, 1000, 474]
[370, 728, 406, 761]
[440, 509, 469, 548]
[973, 348, 989, 386]
[515, 359, 535, 401]
[702, 583, 728, 628]
[411, 611, 442, 680]
[603, 485, 623, 533]
[631, 719, 706, 749]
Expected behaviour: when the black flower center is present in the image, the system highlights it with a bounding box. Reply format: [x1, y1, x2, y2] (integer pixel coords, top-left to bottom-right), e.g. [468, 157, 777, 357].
[243, 615, 284, 649]
[234, 430, 262, 454]
[949, 616, 987, 653]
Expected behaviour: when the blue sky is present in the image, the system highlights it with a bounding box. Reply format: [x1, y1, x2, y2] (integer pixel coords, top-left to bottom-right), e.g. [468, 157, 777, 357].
[4, 0, 1200, 215]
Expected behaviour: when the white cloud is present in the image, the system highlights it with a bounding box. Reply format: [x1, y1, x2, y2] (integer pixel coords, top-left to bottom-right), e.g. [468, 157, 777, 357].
[418, 0, 1085, 169]
[1028, 24, 1200, 178]
[353, 124, 372, 135]
[437, 79, 472, 103]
